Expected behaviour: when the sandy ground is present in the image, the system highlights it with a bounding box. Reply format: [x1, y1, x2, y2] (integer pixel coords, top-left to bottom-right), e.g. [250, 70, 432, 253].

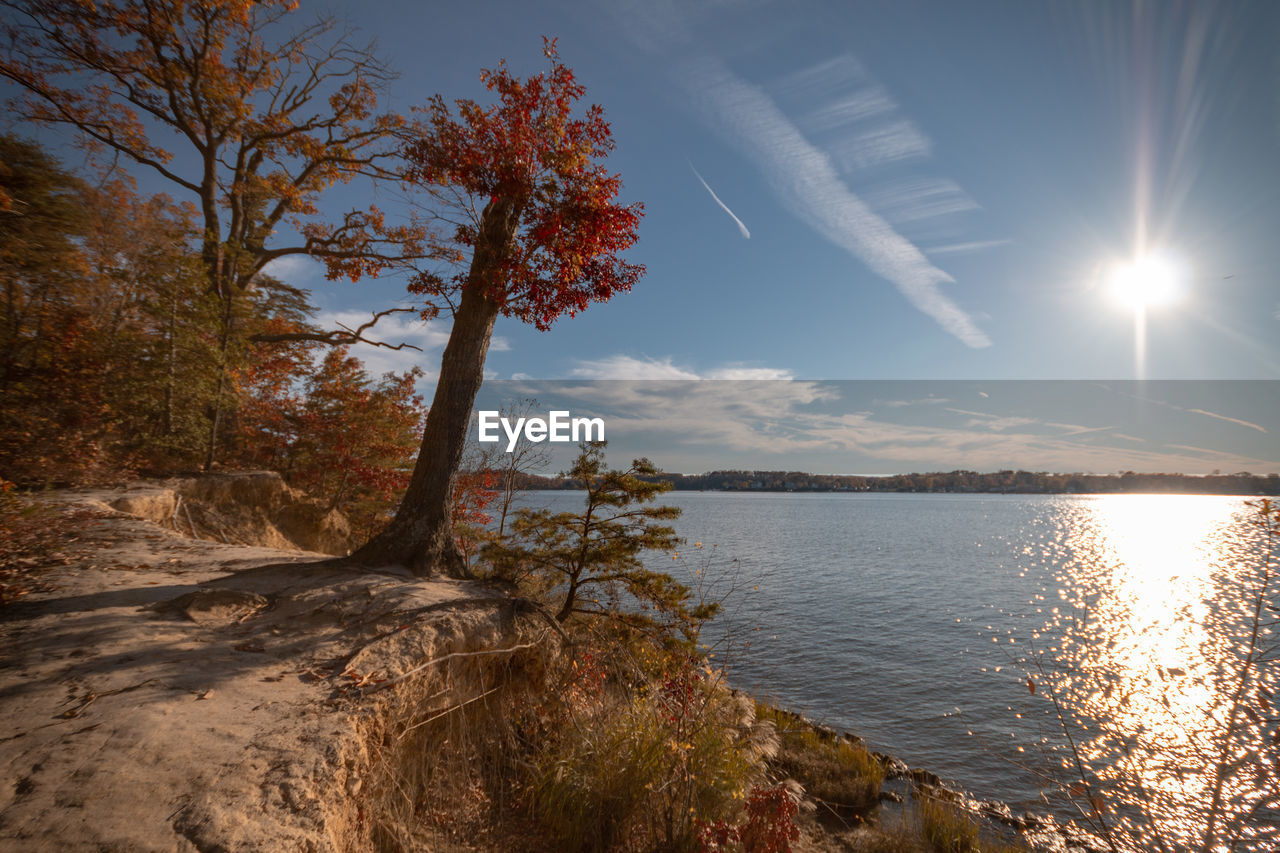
[0, 486, 534, 852]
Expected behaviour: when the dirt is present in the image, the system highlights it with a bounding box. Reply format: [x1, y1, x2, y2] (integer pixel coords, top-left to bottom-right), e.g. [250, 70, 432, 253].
[0, 483, 550, 851]
[104, 472, 356, 555]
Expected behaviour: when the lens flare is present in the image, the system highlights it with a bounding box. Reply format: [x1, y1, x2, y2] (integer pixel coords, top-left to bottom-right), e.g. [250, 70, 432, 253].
[1109, 252, 1186, 310]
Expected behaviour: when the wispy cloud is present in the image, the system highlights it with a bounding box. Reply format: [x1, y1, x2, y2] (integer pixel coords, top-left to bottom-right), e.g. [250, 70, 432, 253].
[1108, 386, 1270, 435]
[571, 355, 700, 380]
[830, 119, 932, 171]
[690, 164, 751, 238]
[768, 54, 867, 102]
[866, 178, 979, 224]
[879, 396, 952, 408]
[945, 407, 1040, 432]
[925, 239, 1013, 256]
[680, 54, 991, 348]
[707, 366, 794, 380]
[800, 87, 894, 133]
[481, 380, 1277, 475]
[1186, 408, 1268, 434]
[1163, 443, 1268, 463]
[609, 4, 992, 348]
[569, 354, 793, 380]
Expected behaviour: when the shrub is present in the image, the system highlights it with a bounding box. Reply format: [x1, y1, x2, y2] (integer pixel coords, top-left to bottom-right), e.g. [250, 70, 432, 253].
[483, 441, 716, 638]
[528, 657, 778, 852]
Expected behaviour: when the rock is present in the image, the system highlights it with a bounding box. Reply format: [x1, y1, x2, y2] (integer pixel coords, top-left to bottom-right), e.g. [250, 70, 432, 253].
[878, 790, 903, 804]
[978, 799, 1010, 818]
[162, 588, 268, 625]
[274, 501, 352, 556]
[909, 767, 942, 788]
[874, 752, 911, 779]
[108, 472, 358, 555]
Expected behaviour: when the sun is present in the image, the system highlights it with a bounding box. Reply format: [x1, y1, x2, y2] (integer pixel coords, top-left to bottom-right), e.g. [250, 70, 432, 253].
[1108, 252, 1187, 310]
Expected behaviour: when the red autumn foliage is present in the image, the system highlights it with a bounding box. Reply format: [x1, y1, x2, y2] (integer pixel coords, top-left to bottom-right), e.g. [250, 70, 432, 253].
[696, 785, 801, 853]
[235, 347, 425, 538]
[402, 37, 644, 330]
[451, 467, 499, 567]
[741, 785, 800, 853]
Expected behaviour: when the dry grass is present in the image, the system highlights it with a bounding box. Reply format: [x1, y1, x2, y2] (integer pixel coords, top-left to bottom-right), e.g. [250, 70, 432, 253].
[917, 796, 981, 853]
[527, 657, 779, 852]
[354, 637, 556, 852]
[350, 626, 787, 853]
[756, 703, 885, 815]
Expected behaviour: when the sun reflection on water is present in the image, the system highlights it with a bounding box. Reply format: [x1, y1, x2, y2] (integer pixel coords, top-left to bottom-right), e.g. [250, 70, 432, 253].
[1046, 495, 1276, 850]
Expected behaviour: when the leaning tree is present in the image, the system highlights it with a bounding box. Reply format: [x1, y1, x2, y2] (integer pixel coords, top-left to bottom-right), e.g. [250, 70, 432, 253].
[349, 41, 644, 577]
[0, 0, 428, 466]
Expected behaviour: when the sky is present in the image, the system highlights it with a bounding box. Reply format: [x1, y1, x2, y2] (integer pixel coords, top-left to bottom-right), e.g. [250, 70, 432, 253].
[7, 0, 1279, 473]
[276, 0, 1280, 386]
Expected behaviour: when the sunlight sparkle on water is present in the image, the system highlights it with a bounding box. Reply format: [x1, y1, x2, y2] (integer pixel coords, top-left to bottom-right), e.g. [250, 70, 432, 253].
[1052, 495, 1269, 848]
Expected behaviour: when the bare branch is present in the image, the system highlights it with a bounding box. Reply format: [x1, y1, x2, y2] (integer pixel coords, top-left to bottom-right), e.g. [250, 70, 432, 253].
[249, 307, 422, 351]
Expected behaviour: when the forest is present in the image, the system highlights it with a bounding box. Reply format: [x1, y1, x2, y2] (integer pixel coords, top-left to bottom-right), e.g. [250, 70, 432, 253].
[0, 134, 427, 539]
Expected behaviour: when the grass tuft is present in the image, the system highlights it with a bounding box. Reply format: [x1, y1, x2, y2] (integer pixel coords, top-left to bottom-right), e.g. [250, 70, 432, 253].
[756, 703, 885, 814]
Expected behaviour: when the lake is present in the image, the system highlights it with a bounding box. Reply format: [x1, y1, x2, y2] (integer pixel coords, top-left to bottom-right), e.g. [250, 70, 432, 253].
[520, 489, 1271, 835]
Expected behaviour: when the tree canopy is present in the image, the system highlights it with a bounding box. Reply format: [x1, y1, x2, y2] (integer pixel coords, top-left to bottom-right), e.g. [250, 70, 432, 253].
[0, 0, 422, 296]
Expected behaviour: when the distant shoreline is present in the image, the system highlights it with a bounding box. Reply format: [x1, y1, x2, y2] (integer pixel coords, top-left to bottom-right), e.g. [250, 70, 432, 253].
[510, 468, 1280, 497]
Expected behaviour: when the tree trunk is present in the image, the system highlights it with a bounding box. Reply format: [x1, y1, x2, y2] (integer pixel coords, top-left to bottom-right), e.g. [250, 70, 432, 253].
[203, 288, 235, 471]
[350, 198, 519, 577]
[163, 284, 177, 438]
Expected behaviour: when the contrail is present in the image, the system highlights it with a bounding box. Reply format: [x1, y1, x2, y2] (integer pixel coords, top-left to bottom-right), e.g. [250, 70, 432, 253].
[690, 164, 751, 239]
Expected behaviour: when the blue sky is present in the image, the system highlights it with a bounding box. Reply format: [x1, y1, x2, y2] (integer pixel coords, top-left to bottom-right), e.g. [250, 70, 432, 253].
[270, 0, 1280, 385]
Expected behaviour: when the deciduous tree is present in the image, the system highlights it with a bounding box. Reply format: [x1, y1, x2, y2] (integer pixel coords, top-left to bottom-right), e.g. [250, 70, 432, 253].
[0, 139, 218, 482]
[351, 42, 644, 577]
[1, 0, 428, 466]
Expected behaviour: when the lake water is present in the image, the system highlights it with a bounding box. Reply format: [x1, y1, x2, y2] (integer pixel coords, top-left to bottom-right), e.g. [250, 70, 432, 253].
[520, 490, 1271, 836]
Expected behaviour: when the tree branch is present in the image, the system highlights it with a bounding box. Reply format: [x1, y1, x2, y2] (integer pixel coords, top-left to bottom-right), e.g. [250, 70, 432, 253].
[249, 307, 422, 351]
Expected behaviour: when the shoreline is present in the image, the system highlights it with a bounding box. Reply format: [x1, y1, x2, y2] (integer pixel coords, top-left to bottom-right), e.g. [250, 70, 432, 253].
[757, 703, 1108, 853]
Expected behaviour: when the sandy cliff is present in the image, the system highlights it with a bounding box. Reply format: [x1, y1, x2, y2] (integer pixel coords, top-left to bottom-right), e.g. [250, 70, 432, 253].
[0, 480, 550, 851]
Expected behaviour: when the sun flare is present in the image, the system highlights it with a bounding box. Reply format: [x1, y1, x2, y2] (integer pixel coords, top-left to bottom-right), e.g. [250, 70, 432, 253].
[1109, 252, 1187, 310]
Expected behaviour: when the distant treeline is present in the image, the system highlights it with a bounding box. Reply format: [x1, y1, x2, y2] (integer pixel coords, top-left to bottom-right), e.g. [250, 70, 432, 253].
[509, 468, 1280, 496]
